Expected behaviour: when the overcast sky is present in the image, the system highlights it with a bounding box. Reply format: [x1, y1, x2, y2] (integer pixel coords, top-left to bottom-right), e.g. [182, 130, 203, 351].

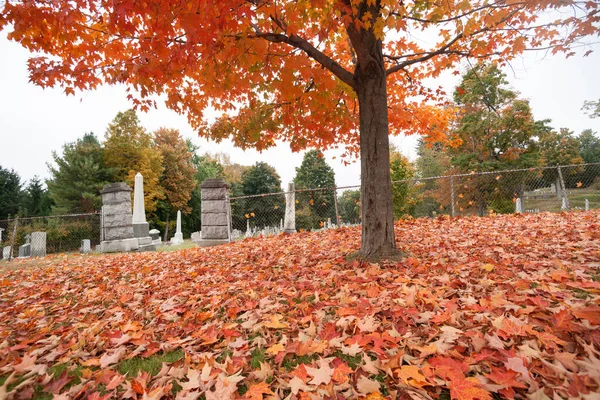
[0, 31, 599, 190]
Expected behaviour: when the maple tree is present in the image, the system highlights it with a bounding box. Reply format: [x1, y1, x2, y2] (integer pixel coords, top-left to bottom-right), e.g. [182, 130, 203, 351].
[1, 211, 600, 398]
[1, 0, 599, 258]
[103, 110, 165, 213]
[153, 128, 197, 239]
[389, 145, 416, 218]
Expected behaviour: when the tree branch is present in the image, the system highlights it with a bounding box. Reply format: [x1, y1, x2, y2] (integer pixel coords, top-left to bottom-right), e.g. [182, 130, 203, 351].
[247, 30, 356, 90]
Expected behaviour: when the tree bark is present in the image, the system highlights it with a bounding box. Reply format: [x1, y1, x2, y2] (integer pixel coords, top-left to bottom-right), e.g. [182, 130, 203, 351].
[346, 12, 401, 261]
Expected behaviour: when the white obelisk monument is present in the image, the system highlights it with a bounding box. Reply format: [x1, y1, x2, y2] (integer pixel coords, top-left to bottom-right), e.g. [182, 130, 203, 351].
[171, 210, 184, 245]
[132, 173, 150, 238]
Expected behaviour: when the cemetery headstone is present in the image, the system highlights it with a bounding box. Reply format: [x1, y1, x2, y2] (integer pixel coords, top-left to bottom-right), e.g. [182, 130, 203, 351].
[81, 239, 91, 254]
[283, 182, 296, 234]
[515, 198, 523, 213]
[2, 246, 10, 260]
[585, 199, 590, 211]
[99, 182, 140, 252]
[171, 210, 184, 245]
[31, 232, 46, 257]
[0, 227, 4, 244]
[198, 178, 230, 246]
[131, 173, 155, 251]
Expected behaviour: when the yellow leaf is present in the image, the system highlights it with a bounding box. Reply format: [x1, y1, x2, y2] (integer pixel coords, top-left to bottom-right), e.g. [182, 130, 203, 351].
[481, 263, 495, 272]
[576, 181, 583, 188]
[264, 314, 288, 329]
[266, 343, 285, 355]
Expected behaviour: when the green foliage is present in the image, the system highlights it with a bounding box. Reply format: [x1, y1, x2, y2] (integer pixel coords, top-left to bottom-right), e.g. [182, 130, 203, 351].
[293, 150, 336, 229]
[446, 64, 547, 215]
[582, 99, 600, 118]
[47, 133, 114, 214]
[0, 166, 22, 220]
[183, 143, 226, 235]
[240, 162, 284, 229]
[539, 128, 585, 188]
[390, 146, 416, 218]
[23, 176, 53, 217]
[578, 129, 600, 164]
[337, 190, 360, 224]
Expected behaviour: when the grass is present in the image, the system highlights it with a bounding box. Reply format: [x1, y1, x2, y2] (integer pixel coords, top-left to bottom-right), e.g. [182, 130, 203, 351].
[156, 240, 198, 252]
[116, 349, 184, 377]
[524, 187, 600, 212]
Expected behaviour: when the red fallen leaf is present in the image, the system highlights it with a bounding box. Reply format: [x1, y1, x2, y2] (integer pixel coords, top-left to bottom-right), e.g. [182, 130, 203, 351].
[244, 381, 274, 400]
[551, 309, 574, 331]
[485, 366, 527, 389]
[429, 356, 469, 379]
[573, 307, 600, 325]
[131, 379, 146, 395]
[568, 373, 592, 396]
[43, 371, 72, 395]
[449, 376, 492, 400]
[332, 362, 353, 384]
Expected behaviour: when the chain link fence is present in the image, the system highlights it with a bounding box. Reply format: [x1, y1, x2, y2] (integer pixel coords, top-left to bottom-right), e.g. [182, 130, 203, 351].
[229, 163, 600, 239]
[0, 213, 101, 261]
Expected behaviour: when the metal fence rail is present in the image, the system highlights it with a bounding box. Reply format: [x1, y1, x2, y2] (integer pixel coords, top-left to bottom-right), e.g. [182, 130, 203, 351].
[0, 213, 100, 261]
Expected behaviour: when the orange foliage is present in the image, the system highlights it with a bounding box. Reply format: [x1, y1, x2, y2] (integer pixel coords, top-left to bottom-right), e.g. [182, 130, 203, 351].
[0, 1, 598, 155]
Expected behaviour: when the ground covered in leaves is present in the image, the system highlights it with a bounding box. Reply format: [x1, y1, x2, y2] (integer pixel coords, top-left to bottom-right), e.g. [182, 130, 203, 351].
[1, 212, 600, 400]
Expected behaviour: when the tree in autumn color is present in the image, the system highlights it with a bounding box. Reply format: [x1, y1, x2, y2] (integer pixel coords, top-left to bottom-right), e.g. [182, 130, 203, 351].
[2, 1, 598, 259]
[103, 110, 164, 213]
[154, 128, 197, 240]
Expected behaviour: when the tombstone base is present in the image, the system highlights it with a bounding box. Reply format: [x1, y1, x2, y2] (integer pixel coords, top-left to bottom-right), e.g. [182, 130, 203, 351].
[133, 222, 150, 238]
[170, 233, 184, 245]
[194, 239, 229, 247]
[283, 229, 296, 234]
[100, 238, 140, 253]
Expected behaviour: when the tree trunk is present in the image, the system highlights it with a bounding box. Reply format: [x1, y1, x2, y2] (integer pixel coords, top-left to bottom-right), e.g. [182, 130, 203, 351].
[347, 18, 401, 261]
[163, 213, 170, 242]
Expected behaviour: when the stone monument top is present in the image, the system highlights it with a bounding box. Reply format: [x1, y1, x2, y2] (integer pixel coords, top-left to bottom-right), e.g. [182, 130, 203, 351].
[101, 182, 132, 194]
[200, 178, 228, 189]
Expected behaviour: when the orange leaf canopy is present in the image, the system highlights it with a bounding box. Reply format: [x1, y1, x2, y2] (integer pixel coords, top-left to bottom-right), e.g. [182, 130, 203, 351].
[1, 0, 597, 155]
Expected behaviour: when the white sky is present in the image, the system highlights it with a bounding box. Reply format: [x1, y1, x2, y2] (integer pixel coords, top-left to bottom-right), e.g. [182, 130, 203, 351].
[0, 30, 598, 190]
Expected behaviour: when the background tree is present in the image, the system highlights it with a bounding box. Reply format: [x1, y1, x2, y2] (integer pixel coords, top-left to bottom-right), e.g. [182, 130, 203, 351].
[539, 128, 585, 189]
[241, 162, 283, 230]
[293, 150, 336, 230]
[0, 166, 22, 220]
[389, 146, 417, 219]
[23, 176, 53, 217]
[576, 129, 600, 188]
[3, 0, 598, 259]
[583, 99, 600, 118]
[104, 110, 164, 213]
[446, 64, 546, 214]
[578, 130, 600, 164]
[183, 142, 225, 236]
[338, 190, 361, 224]
[47, 133, 113, 214]
[413, 139, 450, 217]
[153, 128, 197, 240]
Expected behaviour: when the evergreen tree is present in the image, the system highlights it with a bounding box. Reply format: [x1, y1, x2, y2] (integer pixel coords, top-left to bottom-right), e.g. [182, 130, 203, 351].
[293, 150, 336, 230]
[47, 133, 113, 214]
[241, 162, 283, 229]
[0, 166, 22, 220]
[23, 176, 53, 217]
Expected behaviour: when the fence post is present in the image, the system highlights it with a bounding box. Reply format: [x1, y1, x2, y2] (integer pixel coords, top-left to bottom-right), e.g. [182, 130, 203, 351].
[333, 186, 340, 227]
[450, 175, 456, 217]
[557, 166, 570, 210]
[226, 194, 232, 243]
[9, 216, 18, 261]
